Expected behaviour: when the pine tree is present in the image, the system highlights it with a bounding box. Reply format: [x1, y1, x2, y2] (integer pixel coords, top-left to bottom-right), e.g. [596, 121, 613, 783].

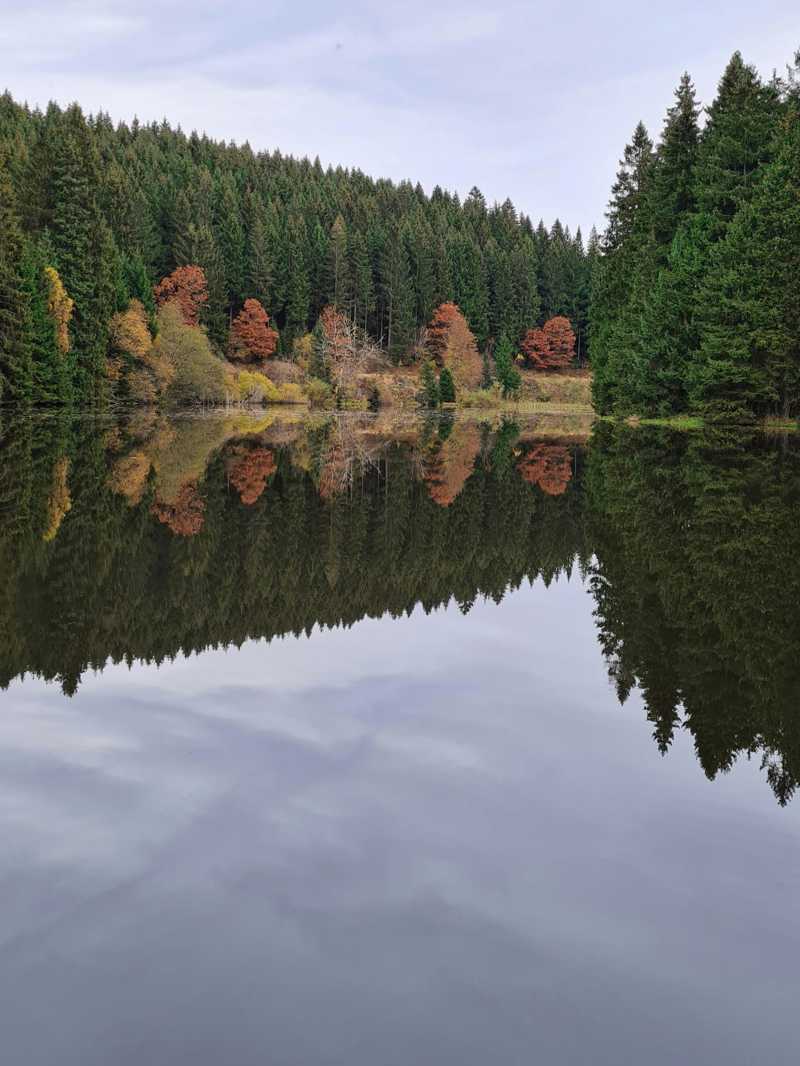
[0, 157, 32, 403]
[50, 105, 106, 400]
[690, 106, 800, 420]
[243, 192, 273, 312]
[21, 240, 71, 405]
[493, 333, 521, 398]
[420, 359, 440, 407]
[349, 230, 373, 334]
[694, 52, 781, 231]
[214, 174, 245, 314]
[439, 366, 456, 403]
[325, 214, 350, 311]
[381, 235, 415, 361]
[590, 121, 654, 412]
[309, 317, 330, 382]
[649, 73, 701, 249]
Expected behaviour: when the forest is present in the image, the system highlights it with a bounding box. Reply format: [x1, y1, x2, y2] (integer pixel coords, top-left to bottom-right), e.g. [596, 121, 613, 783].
[1, 410, 798, 803]
[592, 49, 800, 421]
[0, 90, 591, 409]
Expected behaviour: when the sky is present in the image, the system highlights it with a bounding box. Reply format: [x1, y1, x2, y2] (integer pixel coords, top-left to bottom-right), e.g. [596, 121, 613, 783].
[1, 0, 798, 234]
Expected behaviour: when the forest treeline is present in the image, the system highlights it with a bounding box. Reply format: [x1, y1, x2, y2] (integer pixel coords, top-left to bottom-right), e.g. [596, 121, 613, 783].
[1, 411, 799, 802]
[0, 90, 592, 407]
[591, 49, 800, 421]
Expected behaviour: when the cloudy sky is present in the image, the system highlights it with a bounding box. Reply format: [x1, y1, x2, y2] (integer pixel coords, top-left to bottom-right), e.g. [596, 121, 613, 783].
[1, 1, 798, 232]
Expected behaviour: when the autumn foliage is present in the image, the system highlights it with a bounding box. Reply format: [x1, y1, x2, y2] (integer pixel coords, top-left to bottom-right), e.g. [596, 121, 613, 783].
[44, 267, 73, 354]
[109, 299, 151, 359]
[154, 266, 208, 327]
[421, 424, 481, 507]
[521, 316, 576, 370]
[424, 303, 482, 388]
[151, 482, 206, 536]
[227, 446, 277, 505]
[42, 457, 71, 542]
[228, 299, 279, 362]
[517, 444, 573, 495]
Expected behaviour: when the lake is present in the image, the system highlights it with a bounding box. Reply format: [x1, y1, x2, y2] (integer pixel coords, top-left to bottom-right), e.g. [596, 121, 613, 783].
[0, 409, 798, 1065]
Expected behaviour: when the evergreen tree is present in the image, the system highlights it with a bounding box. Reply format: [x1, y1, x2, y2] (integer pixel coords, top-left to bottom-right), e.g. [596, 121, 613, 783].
[325, 214, 350, 311]
[690, 106, 800, 419]
[590, 121, 654, 413]
[0, 158, 32, 403]
[21, 239, 71, 405]
[439, 366, 456, 403]
[493, 333, 521, 398]
[420, 359, 440, 407]
[309, 317, 329, 382]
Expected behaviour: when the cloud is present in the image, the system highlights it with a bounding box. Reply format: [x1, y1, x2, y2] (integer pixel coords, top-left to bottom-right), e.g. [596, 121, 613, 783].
[1, 1, 799, 244]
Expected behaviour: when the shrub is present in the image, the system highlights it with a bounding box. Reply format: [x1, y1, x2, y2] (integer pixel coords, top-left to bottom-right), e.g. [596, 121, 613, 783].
[236, 370, 280, 404]
[153, 304, 225, 405]
[305, 378, 334, 407]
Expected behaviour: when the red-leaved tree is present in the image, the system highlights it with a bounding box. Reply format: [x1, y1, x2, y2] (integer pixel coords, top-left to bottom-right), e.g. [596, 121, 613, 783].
[543, 316, 576, 366]
[227, 446, 277, 505]
[154, 266, 208, 327]
[228, 299, 279, 362]
[521, 317, 576, 370]
[520, 327, 552, 369]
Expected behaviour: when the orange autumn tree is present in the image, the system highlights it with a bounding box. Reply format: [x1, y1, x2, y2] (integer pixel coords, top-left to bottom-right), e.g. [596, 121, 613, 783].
[521, 316, 576, 370]
[422, 424, 481, 507]
[151, 482, 206, 537]
[517, 443, 573, 496]
[228, 299, 279, 362]
[424, 303, 482, 388]
[226, 445, 277, 505]
[153, 266, 208, 327]
[543, 316, 576, 366]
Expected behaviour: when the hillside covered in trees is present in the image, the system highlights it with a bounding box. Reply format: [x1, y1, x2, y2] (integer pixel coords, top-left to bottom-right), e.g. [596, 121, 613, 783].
[591, 49, 800, 421]
[0, 91, 592, 408]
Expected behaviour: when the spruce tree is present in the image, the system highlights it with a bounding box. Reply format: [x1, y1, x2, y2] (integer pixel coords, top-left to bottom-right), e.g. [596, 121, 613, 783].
[691, 106, 800, 420]
[590, 121, 654, 412]
[420, 359, 440, 407]
[325, 214, 350, 311]
[493, 333, 521, 398]
[0, 157, 32, 403]
[439, 366, 456, 403]
[21, 239, 71, 405]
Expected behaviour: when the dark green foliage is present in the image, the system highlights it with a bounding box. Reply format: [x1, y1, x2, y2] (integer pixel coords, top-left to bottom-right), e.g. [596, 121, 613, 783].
[309, 318, 329, 382]
[0, 157, 31, 403]
[21, 240, 71, 405]
[591, 49, 797, 420]
[438, 366, 456, 403]
[420, 359, 440, 407]
[493, 333, 521, 398]
[587, 422, 800, 805]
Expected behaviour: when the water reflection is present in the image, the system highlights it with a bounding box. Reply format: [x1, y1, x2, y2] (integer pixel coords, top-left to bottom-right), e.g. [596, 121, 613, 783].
[1, 410, 799, 804]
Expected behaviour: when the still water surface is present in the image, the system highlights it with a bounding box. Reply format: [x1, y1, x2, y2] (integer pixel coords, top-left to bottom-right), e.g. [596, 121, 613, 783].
[0, 411, 798, 1065]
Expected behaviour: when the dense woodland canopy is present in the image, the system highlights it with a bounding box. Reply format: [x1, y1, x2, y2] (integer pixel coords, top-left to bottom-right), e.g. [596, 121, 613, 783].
[591, 49, 800, 421]
[0, 91, 592, 407]
[0, 410, 798, 803]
